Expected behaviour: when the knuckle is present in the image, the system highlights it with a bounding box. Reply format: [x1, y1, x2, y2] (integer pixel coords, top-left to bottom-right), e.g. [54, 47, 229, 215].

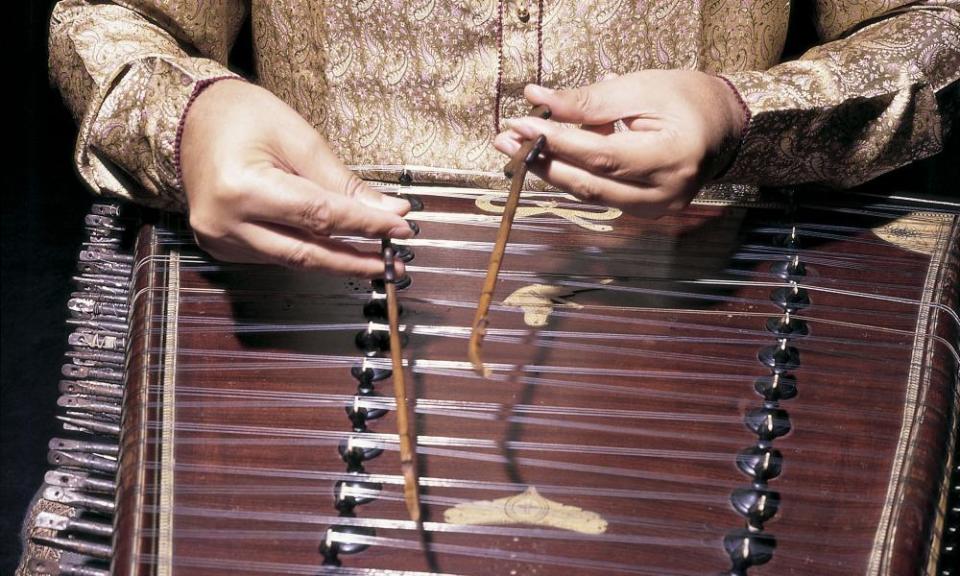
[586, 149, 620, 175]
[570, 179, 601, 204]
[300, 196, 335, 235]
[188, 214, 224, 245]
[213, 170, 252, 201]
[571, 87, 594, 114]
[342, 173, 367, 199]
[674, 162, 700, 185]
[282, 242, 313, 269]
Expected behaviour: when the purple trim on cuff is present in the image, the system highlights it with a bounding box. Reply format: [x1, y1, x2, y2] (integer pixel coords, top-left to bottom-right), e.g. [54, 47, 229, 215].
[174, 75, 242, 192]
[713, 74, 753, 180]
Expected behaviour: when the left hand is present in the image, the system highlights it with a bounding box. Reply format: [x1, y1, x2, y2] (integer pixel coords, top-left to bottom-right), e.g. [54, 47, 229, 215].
[493, 70, 747, 218]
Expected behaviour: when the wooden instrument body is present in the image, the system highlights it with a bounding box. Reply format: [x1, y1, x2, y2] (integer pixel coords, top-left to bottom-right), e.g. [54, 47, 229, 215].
[36, 188, 960, 576]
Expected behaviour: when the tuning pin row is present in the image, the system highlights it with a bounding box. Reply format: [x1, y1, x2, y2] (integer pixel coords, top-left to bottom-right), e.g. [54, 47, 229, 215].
[28, 203, 132, 575]
[321, 191, 423, 566]
[724, 224, 813, 574]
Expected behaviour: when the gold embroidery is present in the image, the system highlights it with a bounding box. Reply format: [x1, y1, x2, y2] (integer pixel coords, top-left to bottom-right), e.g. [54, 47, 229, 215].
[49, 2, 958, 209]
[476, 193, 622, 231]
[443, 486, 608, 534]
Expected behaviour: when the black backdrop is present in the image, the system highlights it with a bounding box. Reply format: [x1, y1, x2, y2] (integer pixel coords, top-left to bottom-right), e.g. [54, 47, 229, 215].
[2, 2, 92, 573]
[2, 3, 955, 575]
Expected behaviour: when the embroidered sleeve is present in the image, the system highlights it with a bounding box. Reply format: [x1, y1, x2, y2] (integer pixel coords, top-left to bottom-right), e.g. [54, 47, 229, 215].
[48, 1, 247, 210]
[718, 2, 960, 188]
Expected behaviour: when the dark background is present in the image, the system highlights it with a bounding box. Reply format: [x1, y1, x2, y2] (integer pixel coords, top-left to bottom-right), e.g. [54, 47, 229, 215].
[2, 2, 955, 575]
[3, 1, 93, 573]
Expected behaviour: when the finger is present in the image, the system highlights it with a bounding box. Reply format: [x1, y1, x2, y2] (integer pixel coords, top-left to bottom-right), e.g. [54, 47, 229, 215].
[493, 129, 524, 157]
[247, 168, 415, 240]
[235, 222, 404, 277]
[505, 116, 675, 180]
[277, 127, 411, 216]
[528, 156, 686, 219]
[524, 80, 646, 125]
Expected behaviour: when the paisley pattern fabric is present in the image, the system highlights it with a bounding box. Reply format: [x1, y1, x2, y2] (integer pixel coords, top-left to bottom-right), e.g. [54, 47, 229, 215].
[48, 0, 960, 209]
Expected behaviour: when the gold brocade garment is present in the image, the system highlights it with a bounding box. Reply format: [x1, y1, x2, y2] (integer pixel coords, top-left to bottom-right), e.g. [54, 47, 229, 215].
[49, 0, 960, 211]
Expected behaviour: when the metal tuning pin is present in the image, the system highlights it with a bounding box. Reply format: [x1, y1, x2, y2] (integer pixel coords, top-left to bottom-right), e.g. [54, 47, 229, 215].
[49, 437, 119, 457]
[61, 364, 123, 383]
[32, 202, 129, 572]
[765, 311, 809, 338]
[753, 374, 798, 402]
[63, 344, 127, 364]
[35, 512, 114, 538]
[770, 254, 806, 280]
[90, 203, 122, 217]
[58, 379, 123, 400]
[28, 556, 110, 576]
[770, 283, 810, 312]
[56, 395, 122, 417]
[777, 225, 800, 250]
[469, 104, 551, 376]
[56, 415, 121, 436]
[42, 486, 116, 514]
[30, 535, 113, 561]
[68, 329, 126, 351]
[757, 339, 801, 372]
[44, 470, 116, 494]
[68, 296, 129, 319]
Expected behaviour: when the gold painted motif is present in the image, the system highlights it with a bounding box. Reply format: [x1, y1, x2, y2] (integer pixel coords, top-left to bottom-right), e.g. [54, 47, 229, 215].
[872, 213, 952, 256]
[503, 284, 584, 326]
[476, 193, 622, 231]
[443, 486, 608, 534]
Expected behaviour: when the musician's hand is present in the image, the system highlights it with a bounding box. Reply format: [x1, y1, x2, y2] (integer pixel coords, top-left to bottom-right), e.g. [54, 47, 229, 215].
[179, 79, 413, 276]
[493, 70, 746, 218]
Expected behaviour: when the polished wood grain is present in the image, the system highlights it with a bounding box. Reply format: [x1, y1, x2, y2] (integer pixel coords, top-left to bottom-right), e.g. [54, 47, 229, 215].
[114, 191, 959, 576]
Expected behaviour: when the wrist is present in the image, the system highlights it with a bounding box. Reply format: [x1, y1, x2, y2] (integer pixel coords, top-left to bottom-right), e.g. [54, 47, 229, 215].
[710, 74, 751, 180]
[176, 76, 247, 192]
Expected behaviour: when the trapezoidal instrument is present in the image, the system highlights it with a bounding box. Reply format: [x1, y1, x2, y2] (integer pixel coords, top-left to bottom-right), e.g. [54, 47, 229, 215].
[21, 179, 960, 576]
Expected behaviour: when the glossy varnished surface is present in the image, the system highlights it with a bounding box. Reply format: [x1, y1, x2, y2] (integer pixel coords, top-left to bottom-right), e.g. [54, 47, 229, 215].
[116, 189, 959, 575]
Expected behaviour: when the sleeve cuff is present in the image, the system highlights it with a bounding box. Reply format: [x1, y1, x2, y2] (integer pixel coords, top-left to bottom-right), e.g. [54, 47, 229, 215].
[74, 56, 243, 211]
[712, 75, 753, 181]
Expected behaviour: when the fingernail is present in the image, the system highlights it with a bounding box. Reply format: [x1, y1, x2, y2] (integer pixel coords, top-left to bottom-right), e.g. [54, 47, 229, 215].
[380, 194, 411, 214]
[387, 220, 415, 239]
[526, 84, 554, 99]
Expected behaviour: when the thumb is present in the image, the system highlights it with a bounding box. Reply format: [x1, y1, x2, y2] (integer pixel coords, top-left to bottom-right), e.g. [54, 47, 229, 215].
[524, 81, 630, 126]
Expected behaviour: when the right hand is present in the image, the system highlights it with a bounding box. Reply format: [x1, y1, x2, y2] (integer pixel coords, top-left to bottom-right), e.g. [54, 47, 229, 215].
[179, 79, 413, 277]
